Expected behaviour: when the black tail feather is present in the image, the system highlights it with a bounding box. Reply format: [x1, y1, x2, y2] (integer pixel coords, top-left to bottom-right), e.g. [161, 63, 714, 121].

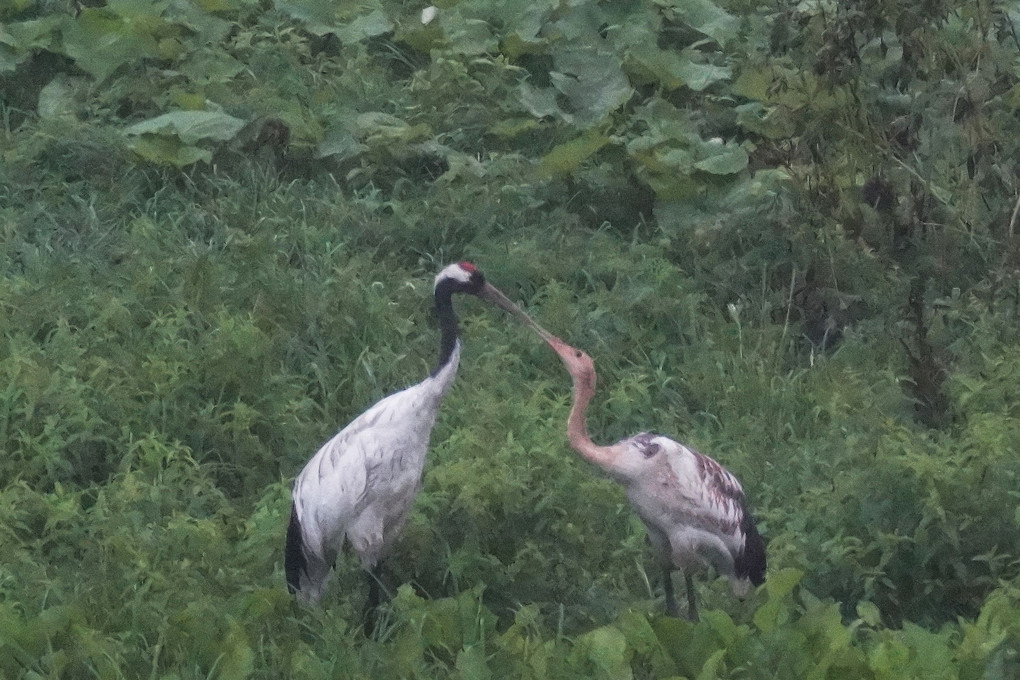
[284, 504, 307, 595]
[735, 508, 767, 586]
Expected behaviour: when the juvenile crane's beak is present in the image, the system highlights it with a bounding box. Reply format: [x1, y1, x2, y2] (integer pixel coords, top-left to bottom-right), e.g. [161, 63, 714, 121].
[476, 283, 555, 342]
[542, 334, 581, 367]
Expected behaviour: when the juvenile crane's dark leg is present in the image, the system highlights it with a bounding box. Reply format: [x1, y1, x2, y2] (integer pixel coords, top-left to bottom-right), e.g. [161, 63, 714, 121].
[663, 567, 681, 618]
[685, 572, 699, 623]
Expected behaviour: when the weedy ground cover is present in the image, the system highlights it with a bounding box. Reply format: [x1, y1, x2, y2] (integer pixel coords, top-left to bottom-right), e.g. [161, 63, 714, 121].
[2, 0, 1020, 677]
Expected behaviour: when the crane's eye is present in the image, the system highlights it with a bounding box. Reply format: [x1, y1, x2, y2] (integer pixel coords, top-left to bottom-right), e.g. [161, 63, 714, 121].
[642, 443, 660, 458]
[575, 351, 583, 358]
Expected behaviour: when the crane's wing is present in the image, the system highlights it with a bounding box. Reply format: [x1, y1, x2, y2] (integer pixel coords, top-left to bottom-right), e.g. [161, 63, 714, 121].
[628, 434, 766, 586]
[677, 448, 766, 585]
[686, 447, 748, 533]
[287, 415, 373, 603]
[291, 423, 370, 560]
[635, 435, 748, 536]
[290, 381, 442, 554]
[286, 349, 459, 603]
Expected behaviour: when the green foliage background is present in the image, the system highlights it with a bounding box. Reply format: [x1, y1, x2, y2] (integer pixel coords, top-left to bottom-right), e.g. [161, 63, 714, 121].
[2, 0, 1020, 677]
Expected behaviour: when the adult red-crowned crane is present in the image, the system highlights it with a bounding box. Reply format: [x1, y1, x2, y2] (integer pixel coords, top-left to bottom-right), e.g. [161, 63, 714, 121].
[285, 262, 533, 614]
[534, 332, 766, 621]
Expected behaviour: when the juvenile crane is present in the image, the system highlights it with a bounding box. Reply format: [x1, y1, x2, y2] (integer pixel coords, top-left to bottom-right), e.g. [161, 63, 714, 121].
[285, 262, 531, 611]
[538, 333, 766, 621]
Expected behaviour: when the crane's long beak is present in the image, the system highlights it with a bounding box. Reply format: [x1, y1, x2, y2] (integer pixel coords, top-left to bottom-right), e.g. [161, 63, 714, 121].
[477, 283, 555, 342]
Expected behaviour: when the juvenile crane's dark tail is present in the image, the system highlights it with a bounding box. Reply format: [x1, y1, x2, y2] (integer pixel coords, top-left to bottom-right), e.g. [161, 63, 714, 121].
[284, 504, 308, 595]
[735, 505, 767, 587]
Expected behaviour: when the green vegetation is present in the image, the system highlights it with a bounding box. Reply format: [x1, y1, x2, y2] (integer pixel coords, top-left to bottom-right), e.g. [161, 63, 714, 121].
[2, 0, 1020, 677]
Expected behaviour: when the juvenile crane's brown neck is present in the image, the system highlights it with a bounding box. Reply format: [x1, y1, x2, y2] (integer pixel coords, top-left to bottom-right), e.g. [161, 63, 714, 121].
[565, 367, 620, 471]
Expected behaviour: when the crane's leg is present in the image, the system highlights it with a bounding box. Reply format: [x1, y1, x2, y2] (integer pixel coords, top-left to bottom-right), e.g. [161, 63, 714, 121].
[663, 567, 681, 618]
[363, 565, 384, 636]
[367, 566, 383, 609]
[684, 572, 699, 623]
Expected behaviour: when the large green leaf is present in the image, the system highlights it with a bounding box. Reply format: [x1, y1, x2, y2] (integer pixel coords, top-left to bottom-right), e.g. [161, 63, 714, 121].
[273, 0, 339, 34]
[123, 111, 247, 144]
[658, 0, 739, 45]
[625, 47, 731, 92]
[178, 49, 246, 85]
[455, 645, 491, 680]
[735, 102, 795, 139]
[335, 8, 393, 43]
[216, 620, 254, 680]
[754, 568, 804, 633]
[314, 128, 367, 161]
[439, 13, 496, 55]
[192, 0, 240, 10]
[165, 0, 233, 42]
[518, 83, 563, 120]
[539, 129, 611, 177]
[572, 625, 632, 680]
[61, 2, 167, 81]
[128, 135, 212, 166]
[676, 60, 731, 91]
[550, 46, 633, 126]
[732, 65, 776, 101]
[0, 0, 33, 18]
[693, 140, 748, 175]
[0, 28, 23, 72]
[354, 112, 431, 146]
[695, 648, 727, 680]
[274, 0, 392, 39]
[0, 16, 64, 72]
[123, 110, 246, 166]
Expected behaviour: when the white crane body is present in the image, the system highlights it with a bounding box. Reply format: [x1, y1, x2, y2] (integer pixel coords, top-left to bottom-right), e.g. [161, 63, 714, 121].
[288, 343, 460, 604]
[285, 262, 535, 611]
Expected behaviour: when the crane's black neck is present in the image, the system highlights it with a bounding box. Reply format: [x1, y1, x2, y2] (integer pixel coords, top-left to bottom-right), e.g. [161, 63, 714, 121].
[432, 281, 461, 377]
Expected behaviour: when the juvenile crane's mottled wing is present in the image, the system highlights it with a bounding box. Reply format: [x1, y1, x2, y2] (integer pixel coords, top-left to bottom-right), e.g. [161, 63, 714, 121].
[626, 434, 746, 532]
[667, 441, 767, 586]
[633, 434, 766, 586]
[684, 447, 748, 535]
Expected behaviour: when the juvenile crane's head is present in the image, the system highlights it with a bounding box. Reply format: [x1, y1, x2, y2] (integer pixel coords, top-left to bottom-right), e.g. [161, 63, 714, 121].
[544, 335, 597, 396]
[434, 262, 554, 335]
